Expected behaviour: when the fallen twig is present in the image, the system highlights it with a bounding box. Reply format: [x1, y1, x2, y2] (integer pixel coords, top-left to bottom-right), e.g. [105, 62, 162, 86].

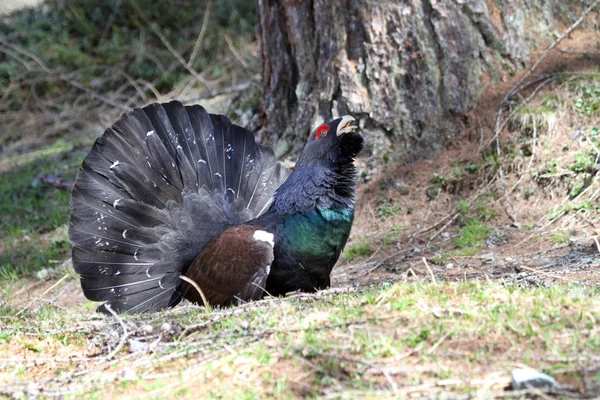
[180, 275, 210, 309]
[422, 257, 438, 286]
[100, 304, 131, 361]
[518, 265, 582, 285]
[15, 274, 70, 317]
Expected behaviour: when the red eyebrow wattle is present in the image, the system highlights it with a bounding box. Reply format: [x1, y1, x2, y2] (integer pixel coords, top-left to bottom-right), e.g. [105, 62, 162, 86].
[315, 125, 329, 139]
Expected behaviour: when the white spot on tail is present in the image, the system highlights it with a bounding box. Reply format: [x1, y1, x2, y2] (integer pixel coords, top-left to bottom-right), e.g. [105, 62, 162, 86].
[214, 172, 222, 178]
[253, 230, 274, 247]
[122, 229, 127, 239]
[110, 161, 120, 169]
[198, 159, 206, 164]
[147, 130, 155, 136]
[177, 145, 182, 150]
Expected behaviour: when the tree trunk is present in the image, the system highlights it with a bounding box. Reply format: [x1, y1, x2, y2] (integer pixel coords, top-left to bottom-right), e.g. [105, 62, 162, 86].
[257, 0, 595, 160]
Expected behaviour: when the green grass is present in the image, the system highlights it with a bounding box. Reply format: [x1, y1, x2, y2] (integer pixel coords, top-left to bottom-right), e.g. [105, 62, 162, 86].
[377, 201, 403, 218]
[0, 143, 85, 279]
[569, 150, 597, 173]
[550, 230, 571, 244]
[0, 0, 257, 143]
[343, 238, 372, 261]
[1, 281, 598, 398]
[454, 219, 491, 256]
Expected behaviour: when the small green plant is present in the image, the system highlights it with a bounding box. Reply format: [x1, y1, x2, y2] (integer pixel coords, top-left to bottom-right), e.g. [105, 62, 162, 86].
[540, 159, 559, 175]
[458, 200, 470, 214]
[550, 231, 570, 244]
[382, 225, 406, 246]
[569, 151, 595, 173]
[482, 153, 500, 170]
[574, 84, 600, 116]
[344, 238, 372, 261]
[431, 173, 447, 185]
[570, 183, 584, 198]
[429, 254, 445, 264]
[474, 199, 497, 221]
[465, 163, 480, 173]
[550, 201, 598, 220]
[377, 201, 402, 219]
[524, 187, 536, 200]
[454, 220, 491, 256]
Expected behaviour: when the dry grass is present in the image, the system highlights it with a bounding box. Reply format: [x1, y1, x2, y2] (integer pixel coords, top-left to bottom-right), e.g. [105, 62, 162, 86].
[1, 281, 599, 399]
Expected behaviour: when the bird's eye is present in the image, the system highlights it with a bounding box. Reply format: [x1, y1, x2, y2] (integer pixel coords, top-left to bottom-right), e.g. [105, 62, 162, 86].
[315, 125, 329, 139]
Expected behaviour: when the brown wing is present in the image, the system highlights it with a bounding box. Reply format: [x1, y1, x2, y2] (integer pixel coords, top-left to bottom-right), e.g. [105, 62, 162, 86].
[181, 225, 274, 306]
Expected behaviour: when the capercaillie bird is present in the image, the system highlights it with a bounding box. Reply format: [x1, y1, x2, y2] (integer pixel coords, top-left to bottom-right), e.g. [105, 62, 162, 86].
[69, 101, 363, 313]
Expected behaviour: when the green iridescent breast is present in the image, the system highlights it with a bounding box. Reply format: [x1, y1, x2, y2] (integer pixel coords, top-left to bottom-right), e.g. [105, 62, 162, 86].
[281, 207, 354, 261]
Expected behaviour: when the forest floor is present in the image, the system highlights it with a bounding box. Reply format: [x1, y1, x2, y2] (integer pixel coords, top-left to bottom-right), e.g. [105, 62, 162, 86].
[1, 3, 600, 400]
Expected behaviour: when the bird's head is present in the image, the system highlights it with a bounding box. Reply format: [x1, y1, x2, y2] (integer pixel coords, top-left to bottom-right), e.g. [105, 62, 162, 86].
[298, 115, 363, 167]
[271, 115, 363, 212]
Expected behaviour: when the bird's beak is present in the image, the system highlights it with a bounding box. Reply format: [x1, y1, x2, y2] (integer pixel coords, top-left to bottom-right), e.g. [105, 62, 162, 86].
[336, 115, 357, 136]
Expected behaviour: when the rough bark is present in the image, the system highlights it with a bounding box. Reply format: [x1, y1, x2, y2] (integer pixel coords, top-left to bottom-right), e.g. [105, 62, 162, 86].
[257, 0, 597, 159]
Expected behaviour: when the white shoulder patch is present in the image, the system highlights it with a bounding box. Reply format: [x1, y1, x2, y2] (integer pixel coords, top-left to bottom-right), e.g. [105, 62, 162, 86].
[253, 230, 274, 247]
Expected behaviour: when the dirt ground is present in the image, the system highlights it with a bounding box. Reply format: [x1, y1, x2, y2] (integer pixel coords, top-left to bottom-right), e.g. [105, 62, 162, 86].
[335, 29, 600, 289]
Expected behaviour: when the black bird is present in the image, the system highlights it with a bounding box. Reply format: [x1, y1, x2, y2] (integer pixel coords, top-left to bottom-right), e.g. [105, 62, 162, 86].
[69, 101, 363, 313]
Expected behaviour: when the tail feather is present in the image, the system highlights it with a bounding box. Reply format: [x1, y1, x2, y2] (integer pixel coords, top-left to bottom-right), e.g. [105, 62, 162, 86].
[70, 101, 289, 313]
[162, 102, 201, 182]
[69, 215, 141, 255]
[187, 105, 219, 189]
[209, 114, 227, 193]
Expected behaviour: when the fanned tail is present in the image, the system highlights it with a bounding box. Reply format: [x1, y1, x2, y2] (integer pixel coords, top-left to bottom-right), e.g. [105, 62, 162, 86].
[69, 101, 289, 313]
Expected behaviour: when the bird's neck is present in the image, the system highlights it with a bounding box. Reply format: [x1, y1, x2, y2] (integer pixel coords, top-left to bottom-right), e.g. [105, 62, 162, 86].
[270, 162, 357, 215]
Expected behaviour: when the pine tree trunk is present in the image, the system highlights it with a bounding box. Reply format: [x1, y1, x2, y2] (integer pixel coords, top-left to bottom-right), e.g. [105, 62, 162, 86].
[257, 0, 594, 159]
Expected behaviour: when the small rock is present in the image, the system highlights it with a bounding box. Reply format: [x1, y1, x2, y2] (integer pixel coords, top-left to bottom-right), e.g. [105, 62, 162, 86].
[35, 267, 59, 281]
[445, 263, 454, 270]
[412, 247, 421, 255]
[121, 367, 137, 381]
[481, 254, 495, 264]
[441, 232, 450, 239]
[141, 325, 153, 334]
[239, 320, 249, 330]
[505, 257, 513, 262]
[487, 229, 508, 246]
[510, 367, 558, 390]
[161, 322, 171, 333]
[90, 321, 106, 332]
[571, 127, 584, 141]
[129, 338, 150, 353]
[26, 382, 40, 397]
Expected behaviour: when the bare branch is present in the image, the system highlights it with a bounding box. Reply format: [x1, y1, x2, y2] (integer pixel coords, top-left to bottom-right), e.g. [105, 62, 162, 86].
[187, 0, 212, 67]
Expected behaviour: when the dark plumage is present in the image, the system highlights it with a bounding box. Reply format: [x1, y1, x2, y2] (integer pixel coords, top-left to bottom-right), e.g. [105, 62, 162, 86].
[69, 101, 363, 313]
